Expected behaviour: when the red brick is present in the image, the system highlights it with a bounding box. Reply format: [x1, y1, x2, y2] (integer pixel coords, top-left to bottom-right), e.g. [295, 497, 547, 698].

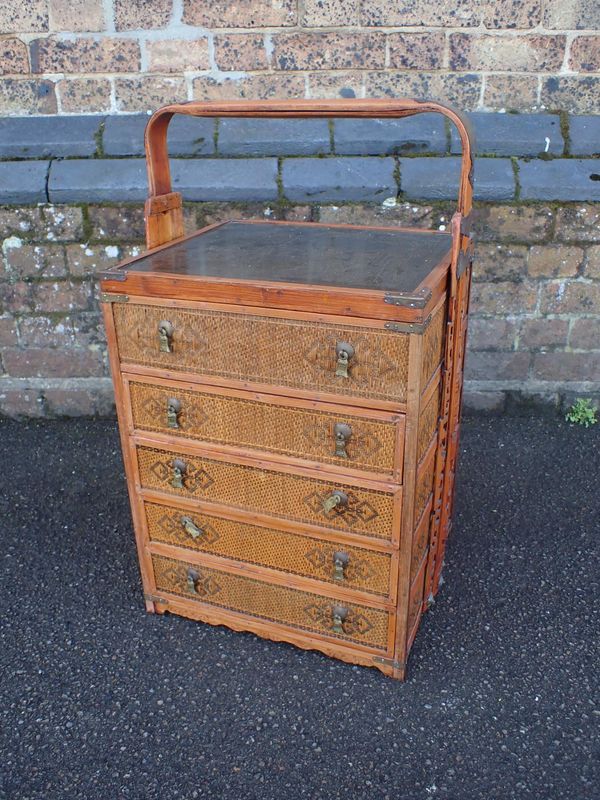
[481, 0, 542, 28]
[31, 281, 92, 313]
[272, 32, 385, 71]
[3, 347, 104, 378]
[147, 39, 210, 73]
[114, 76, 186, 113]
[387, 32, 445, 70]
[362, 0, 478, 26]
[319, 203, 434, 229]
[543, 0, 600, 28]
[473, 205, 554, 243]
[193, 73, 305, 102]
[555, 206, 600, 244]
[2, 242, 66, 279]
[41, 206, 84, 241]
[532, 352, 600, 381]
[584, 246, 600, 279]
[519, 319, 569, 349]
[483, 75, 539, 111]
[541, 76, 600, 115]
[214, 35, 268, 71]
[183, 0, 296, 27]
[0, 388, 45, 418]
[114, 0, 171, 30]
[0, 208, 41, 238]
[18, 315, 76, 347]
[65, 244, 121, 277]
[0, 282, 33, 313]
[31, 36, 140, 73]
[44, 387, 97, 416]
[0, 1, 49, 33]
[474, 243, 528, 282]
[0, 78, 57, 114]
[471, 282, 539, 316]
[569, 318, 600, 350]
[0, 38, 29, 74]
[302, 0, 360, 26]
[527, 245, 584, 279]
[307, 71, 364, 100]
[0, 316, 17, 346]
[49, 0, 105, 32]
[467, 317, 517, 350]
[57, 78, 111, 113]
[365, 71, 482, 111]
[465, 351, 531, 381]
[540, 282, 600, 314]
[87, 206, 145, 241]
[450, 33, 565, 72]
[569, 37, 600, 72]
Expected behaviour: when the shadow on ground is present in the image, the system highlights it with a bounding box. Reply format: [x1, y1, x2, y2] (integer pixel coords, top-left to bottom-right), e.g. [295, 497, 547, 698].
[0, 414, 598, 800]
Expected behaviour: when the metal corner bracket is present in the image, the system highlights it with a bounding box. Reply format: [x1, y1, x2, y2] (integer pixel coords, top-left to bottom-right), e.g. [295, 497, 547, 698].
[100, 292, 129, 303]
[384, 314, 433, 335]
[383, 287, 433, 309]
[373, 656, 406, 671]
[144, 593, 169, 605]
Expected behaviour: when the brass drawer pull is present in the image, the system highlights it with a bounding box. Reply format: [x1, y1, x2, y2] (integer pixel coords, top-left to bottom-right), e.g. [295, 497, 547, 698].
[181, 516, 203, 540]
[166, 397, 181, 429]
[171, 458, 187, 489]
[332, 605, 348, 634]
[333, 422, 351, 458]
[158, 319, 174, 353]
[335, 341, 354, 379]
[187, 567, 199, 593]
[322, 489, 348, 514]
[333, 551, 350, 582]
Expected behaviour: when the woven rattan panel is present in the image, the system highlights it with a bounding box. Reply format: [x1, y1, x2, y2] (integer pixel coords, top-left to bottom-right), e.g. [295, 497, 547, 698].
[138, 446, 396, 540]
[417, 385, 440, 465]
[411, 508, 430, 583]
[130, 381, 398, 476]
[145, 502, 391, 596]
[420, 302, 445, 389]
[414, 455, 435, 523]
[114, 304, 409, 403]
[153, 554, 390, 650]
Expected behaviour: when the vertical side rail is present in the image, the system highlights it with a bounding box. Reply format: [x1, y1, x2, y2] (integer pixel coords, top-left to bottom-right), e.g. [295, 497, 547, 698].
[424, 214, 473, 606]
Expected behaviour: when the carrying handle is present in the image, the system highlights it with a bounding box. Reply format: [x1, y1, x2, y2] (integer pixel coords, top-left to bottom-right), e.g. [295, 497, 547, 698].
[143, 98, 474, 248]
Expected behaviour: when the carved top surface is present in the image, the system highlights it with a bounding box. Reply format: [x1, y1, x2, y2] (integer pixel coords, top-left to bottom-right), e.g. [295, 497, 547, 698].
[107, 221, 451, 293]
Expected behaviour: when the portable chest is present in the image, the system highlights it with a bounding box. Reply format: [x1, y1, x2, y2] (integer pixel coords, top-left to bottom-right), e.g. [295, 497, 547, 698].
[100, 98, 474, 680]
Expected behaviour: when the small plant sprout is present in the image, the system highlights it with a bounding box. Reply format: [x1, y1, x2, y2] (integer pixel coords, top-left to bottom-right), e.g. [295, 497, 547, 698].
[565, 398, 598, 428]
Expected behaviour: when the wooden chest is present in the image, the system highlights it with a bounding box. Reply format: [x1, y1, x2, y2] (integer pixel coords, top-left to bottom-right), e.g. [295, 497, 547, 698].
[100, 98, 474, 680]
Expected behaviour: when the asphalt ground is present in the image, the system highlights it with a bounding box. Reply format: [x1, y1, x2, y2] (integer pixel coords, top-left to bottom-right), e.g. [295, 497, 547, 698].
[0, 414, 598, 800]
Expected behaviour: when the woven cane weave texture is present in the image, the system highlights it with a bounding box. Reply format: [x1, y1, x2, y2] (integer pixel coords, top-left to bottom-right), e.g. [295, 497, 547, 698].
[137, 446, 396, 539]
[414, 455, 435, 523]
[417, 385, 441, 464]
[152, 554, 390, 650]
[145, 502, 392, 595]
[114, 304, 409, 402]
[420, 302, 445, 389]
[129, 381, 398, 476]
[411, 509, 430, 583]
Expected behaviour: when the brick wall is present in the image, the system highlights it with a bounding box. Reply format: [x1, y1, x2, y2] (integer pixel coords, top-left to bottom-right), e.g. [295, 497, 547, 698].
[1, 0, 600, 114]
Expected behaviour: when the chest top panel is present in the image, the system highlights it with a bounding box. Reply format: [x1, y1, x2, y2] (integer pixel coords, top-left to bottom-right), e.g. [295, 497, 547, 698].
[112, 221, 452, 294]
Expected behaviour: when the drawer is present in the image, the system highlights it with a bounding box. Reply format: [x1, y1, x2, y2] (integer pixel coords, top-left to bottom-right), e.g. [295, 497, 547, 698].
[113, 302, 410, 403]
[136, 444, 400, 541]
[128, 379, 403, 478]
[152, 553, 391, 652]
[145, 501, 393, 598]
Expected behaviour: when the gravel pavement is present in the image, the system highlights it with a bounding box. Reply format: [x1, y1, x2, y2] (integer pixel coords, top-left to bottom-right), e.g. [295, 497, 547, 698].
[0, 414, 598, 800]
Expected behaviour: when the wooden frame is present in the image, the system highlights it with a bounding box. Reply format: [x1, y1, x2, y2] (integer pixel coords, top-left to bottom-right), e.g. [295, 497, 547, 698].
[100, 97, 474, 680]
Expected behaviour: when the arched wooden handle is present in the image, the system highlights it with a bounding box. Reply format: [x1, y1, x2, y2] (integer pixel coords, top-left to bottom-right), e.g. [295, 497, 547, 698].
[143, 98, 474, 249]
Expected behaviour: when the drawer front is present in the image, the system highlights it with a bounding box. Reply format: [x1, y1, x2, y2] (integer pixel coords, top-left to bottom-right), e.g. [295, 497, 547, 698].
[129, 380, 400, 477]
[145, 501, 392, 597]
[152, 554, 390, 651]
[114, 303, 409, 403]
[137, 445, 397, 540]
